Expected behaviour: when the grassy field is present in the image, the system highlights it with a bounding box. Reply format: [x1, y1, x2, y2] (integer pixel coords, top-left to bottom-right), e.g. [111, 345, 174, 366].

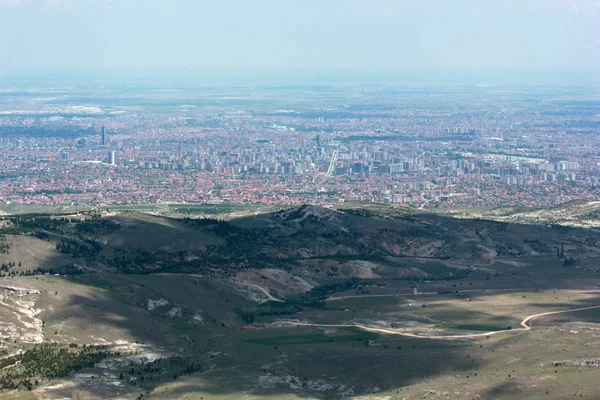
[0, 234, 75, 274]
[1, 273, 600, 399]
[247, 327, 378, 346]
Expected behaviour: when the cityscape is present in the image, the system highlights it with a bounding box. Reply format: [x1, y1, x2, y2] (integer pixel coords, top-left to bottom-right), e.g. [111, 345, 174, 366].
[1, 77, 599, 209]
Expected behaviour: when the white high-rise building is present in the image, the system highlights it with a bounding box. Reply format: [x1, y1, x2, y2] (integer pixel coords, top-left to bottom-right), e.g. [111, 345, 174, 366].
[109, 150, 117, 166]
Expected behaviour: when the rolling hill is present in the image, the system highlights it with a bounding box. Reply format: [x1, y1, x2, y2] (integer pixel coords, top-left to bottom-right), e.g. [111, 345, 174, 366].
[1, 204, 600, 399]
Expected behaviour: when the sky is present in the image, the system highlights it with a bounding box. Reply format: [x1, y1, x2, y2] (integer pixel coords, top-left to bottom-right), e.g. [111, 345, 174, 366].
[0, 0, 599, 72]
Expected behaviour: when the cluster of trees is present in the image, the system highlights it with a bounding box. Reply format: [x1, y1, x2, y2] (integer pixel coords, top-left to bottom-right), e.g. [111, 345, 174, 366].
[563, 257, 578, 267]
[234, 301, 303, 324]
[33, 230, 50, 240]
[0, 344, 111, 391]
[556, 244, 579, 267]
[75, 219, 121, 235]
[34, 264, 84, 276]
[0, 261, 30, 277]
[255, 301, 302, 316]
[0, 235, 9, 253]
[183, 217, 242, 236]
[1, 213, 119, 240]
[106, 250, 160, 273]
[120, 356, 204, 388]
[8, 215, 69, 233]
[0, 261, 19, 272]
[300, 278, 362, 306]
[19, 345, 109, 378]
[56, 238, 101, 258]
[234, 308, 256, 324]
[0, 262, 82, 278]
[106, 247, 263, 275]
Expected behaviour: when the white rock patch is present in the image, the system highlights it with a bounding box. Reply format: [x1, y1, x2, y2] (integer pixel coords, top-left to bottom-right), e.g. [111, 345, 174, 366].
[147, 298, 169, 311]
[165, 307, 182, 318]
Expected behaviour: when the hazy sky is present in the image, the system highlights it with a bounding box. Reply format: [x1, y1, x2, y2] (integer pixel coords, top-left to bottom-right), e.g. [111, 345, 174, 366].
[0, 0, 599, 71]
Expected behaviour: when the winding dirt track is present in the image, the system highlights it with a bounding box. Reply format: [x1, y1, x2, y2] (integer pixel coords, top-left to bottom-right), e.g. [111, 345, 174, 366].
[281, 304, 600, 340]
[326, 288, 520, 302]
[241, 282, 284, 302]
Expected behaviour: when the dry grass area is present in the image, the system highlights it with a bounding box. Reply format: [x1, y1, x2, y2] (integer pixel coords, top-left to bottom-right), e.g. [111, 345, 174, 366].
[102, 214, 224, 253]
[0, 235, 74, 273]
[0, 273, 600, 400]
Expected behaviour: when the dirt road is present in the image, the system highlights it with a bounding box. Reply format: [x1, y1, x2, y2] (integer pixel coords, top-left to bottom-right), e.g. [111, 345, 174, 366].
[239, 282, 284, 302]
[281, 303, 600, 340]
[326, 288, 521, 302]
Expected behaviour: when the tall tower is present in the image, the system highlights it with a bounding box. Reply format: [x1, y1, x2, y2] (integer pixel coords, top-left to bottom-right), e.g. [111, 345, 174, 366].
[101, 126, 106, 146]
[316, 134, 322, 147]
[109, 150, 117, 166]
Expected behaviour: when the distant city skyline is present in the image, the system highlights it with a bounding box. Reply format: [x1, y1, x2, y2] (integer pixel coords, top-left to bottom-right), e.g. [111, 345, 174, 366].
[0, 0, 598, 72]
[1, 81, 598, 209]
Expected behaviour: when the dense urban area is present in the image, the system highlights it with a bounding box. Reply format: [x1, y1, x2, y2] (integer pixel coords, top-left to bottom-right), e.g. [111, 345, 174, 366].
[1, 77, 599, 209]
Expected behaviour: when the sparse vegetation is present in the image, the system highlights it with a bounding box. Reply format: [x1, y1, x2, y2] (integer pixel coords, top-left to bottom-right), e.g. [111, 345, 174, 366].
[1, 205, 600, 399]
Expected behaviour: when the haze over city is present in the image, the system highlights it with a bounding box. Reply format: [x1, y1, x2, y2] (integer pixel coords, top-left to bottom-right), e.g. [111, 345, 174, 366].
[1, 0, 599, 71]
